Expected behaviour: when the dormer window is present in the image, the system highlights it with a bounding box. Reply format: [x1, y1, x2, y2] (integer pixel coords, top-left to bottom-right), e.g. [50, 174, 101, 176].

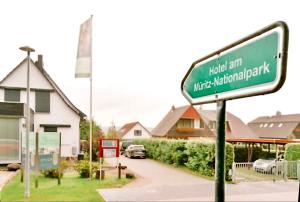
[177, 119, 194, 128]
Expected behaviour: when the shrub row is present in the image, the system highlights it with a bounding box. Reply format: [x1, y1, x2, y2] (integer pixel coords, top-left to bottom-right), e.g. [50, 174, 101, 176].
[234, 145, 276, 162]
[284, 143, 300, 161]
[133, 139, 234, 181]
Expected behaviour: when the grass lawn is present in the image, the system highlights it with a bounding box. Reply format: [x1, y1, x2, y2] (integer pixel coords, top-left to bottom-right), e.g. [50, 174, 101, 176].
[1, 172, 132, 201]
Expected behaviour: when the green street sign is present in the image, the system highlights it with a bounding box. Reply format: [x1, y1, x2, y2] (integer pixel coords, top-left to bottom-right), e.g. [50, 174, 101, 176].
[181, 21, 289, 104]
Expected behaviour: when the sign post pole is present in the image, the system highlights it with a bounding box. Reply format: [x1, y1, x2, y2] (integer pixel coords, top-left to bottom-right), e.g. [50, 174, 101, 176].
[215, 100, 226, 202]
[99, 157, 102, 180]
[58, 132, 61, 185]
[35, 132, 39, 188]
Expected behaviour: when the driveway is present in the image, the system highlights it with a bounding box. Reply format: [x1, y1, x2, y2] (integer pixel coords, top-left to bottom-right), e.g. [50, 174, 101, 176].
[0, 171, 18, 189]
[99, 156, 298, 201]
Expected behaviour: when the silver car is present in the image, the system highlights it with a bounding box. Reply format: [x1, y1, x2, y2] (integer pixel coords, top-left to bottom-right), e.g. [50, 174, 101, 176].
[125, 145, 146, 158]
[253, 155, 283, 174]
[253, 159, 277, 173]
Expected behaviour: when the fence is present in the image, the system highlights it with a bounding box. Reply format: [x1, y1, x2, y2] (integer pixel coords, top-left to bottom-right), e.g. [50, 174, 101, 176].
[232, 160, 300, 183]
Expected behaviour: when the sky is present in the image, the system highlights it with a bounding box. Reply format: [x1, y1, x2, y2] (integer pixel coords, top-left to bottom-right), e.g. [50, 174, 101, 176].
[0, 0, 299, 128]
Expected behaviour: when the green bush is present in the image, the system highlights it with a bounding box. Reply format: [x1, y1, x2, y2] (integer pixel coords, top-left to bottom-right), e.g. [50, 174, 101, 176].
[225, 143, 234, 181]
[41, 160, 68, 178]
[74, 160, 99, 178]
[185, 141, 234, 181]
[133, 139, 234, 181]
[284, 143, 300, 161]
[134, 139, 188, 166]
[42, 169, 62, 178]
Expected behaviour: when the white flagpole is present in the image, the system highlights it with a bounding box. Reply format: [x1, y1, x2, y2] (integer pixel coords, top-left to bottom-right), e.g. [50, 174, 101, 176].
[89, 15, 93, 180]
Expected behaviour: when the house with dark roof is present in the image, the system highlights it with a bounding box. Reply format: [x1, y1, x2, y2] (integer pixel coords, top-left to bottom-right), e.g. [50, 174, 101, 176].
[0, 55, 85, 163]
[248, 111, 300, 139]
[199, 109, 257, 139]
[151, 105, 256, 140]
[118, 122, 152, 140]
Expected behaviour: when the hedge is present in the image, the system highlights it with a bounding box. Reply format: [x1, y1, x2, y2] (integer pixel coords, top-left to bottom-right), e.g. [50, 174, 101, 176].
[284, 143, 300, 161]
[234, 145, 276, 162]
[133, 139, 234, 181]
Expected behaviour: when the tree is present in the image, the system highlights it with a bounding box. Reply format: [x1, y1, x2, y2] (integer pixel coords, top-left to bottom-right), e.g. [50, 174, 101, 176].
[105, 121, 119, 139]
[80, 119, 102, 140]
[80, 119, 103, 161]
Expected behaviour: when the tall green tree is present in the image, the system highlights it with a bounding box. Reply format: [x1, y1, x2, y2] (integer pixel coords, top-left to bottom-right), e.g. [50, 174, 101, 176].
[80, 119, 102, 140]
[80, 119, 103, 161]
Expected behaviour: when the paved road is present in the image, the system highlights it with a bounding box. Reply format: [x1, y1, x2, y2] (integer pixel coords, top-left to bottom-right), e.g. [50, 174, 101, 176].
[99, 156, 298, 201]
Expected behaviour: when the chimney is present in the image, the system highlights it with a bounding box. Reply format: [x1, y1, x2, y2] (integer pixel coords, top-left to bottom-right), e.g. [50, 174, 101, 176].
[171, 105, 176, 112]
[276, 111, 282, 116]
[35, 54, 43, 69]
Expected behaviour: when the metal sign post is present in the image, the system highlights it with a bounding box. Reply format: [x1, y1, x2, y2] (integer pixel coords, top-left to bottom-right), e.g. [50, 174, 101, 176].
[99, 157, 102, 180]
[181, 21, 289, 202]
[216, 100, 226, 201]
[19, 46, 35, 198]
[298, 180, 300, 201]
[58, 132, 61, 185]
[35, 132, 39, 188]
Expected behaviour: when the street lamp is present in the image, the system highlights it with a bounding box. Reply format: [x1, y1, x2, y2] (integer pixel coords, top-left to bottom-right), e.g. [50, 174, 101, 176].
[19, 46, 35, 198]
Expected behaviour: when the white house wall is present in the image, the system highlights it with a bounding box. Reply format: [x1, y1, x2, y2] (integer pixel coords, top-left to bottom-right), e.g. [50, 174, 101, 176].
[35, 93, 80, 157]
[0, 60, 81, 157]
[122, 124, 152, 139]
[1, 61, 53, 90]
[0, 89, 3, 101]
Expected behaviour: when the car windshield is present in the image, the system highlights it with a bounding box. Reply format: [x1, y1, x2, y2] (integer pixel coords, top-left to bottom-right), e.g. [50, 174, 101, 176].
[131, 145, 145, 150]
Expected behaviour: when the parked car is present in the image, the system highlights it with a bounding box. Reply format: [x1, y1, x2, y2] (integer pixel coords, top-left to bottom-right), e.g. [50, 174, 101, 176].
[253, 154, 283, 174]
[120, 140, 133, 155]
[125, 145, 146, 158]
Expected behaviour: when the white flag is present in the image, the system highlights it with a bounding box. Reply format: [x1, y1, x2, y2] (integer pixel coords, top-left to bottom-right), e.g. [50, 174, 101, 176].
[75, 17, 92, 78]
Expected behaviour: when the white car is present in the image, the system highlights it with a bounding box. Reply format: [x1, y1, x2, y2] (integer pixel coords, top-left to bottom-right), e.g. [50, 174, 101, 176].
[253, 155, 283, 174]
